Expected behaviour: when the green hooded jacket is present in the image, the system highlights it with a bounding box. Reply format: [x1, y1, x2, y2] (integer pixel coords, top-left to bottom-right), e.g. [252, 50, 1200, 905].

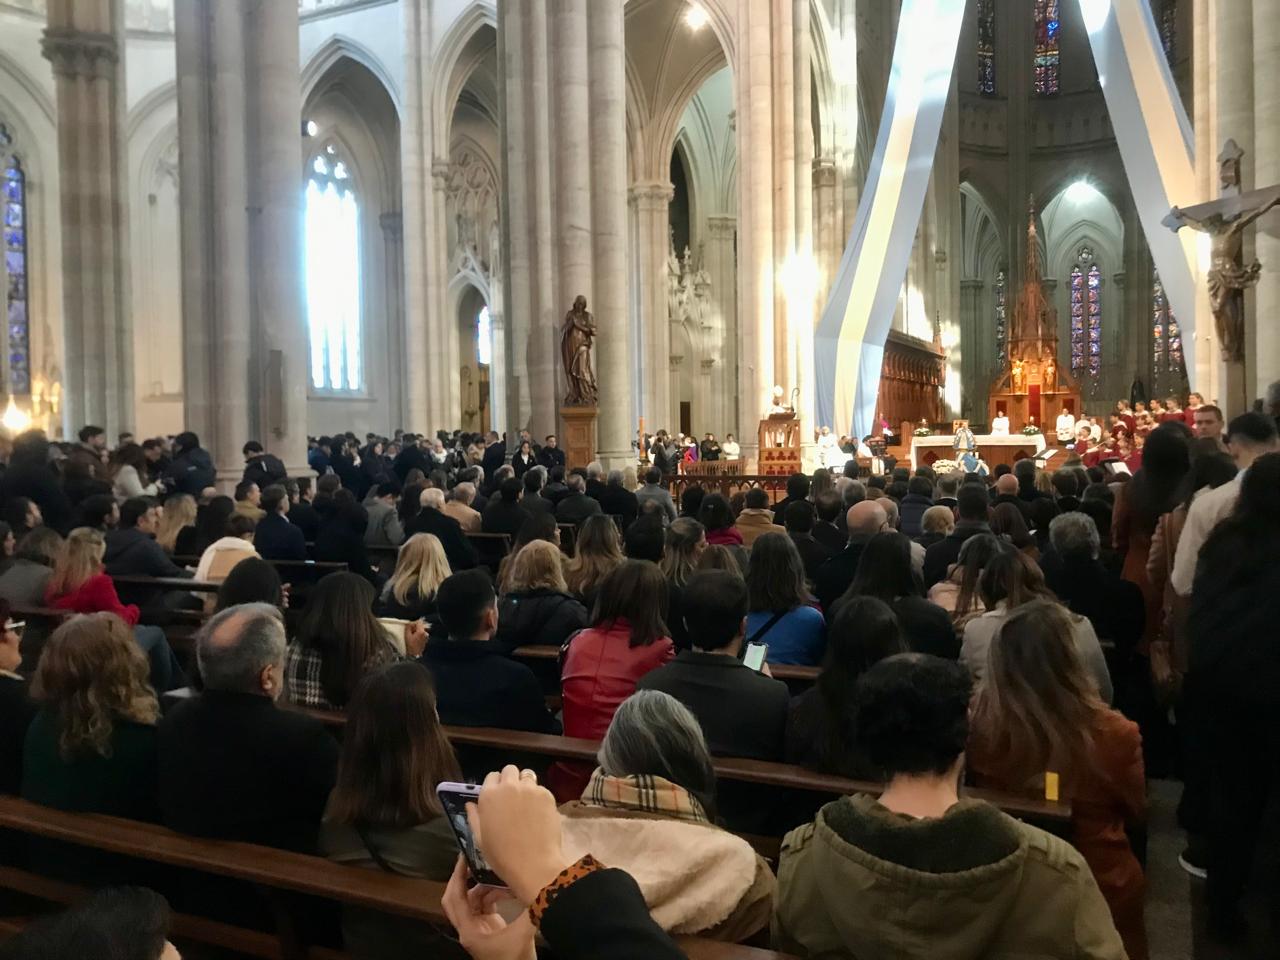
[773, 794, 1128, 960]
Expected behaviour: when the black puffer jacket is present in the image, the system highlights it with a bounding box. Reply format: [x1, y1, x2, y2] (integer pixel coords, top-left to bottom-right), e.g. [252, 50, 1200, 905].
[495, 588, 589, 651]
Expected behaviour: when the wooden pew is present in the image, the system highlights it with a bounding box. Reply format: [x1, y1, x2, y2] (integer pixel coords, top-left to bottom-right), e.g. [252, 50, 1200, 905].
[0, 797, 793, 960]
[510, 645, 820, 688]
[285, 708, 1070, 829]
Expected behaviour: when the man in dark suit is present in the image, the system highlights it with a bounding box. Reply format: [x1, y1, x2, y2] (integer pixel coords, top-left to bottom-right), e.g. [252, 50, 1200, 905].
[481, 431, 507, 479]
[783, 501, 833, 585]
[520, 469, 556, 518]
[392, 434, 432, 482]
[254, 484, 308, 561]
[771, 473, 812, 525]
[104, 498, 193, 578]
[934, 473, 960, 513]
[584, 463, 608, 502]
[406, 488, 478, 570]
[637, 571, 790, 830]
[813, 500, 890, 612]
[555, 474, 603, 525]
[537, 434, 566, 471]
[598, 470, 639, 529]
[482, 478, 528, 538]
[812, 490, 847, 553]
[923, 483, 993, 588]
[284, 478, 320, 543]
[421, 570, 560, 736]
[543, 466, 570, 506]
[158, 604, 339, 853]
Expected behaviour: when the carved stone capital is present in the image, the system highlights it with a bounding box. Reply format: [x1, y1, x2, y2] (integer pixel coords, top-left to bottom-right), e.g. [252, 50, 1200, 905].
[700, 358, 716, 372]
[431, 160, 452, 189]
[812, 157, 837, 188]
[670, 354, 684, 370]
[628, 180, 674, 210]
[706, 216, 736, 239]
[41, 28, 119, 80]
[960, 278, 985, 290]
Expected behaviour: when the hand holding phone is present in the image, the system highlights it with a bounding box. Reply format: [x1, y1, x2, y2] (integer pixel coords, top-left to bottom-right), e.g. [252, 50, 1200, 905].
[743, 641, 768, 672]
[437, 782, 505, 887]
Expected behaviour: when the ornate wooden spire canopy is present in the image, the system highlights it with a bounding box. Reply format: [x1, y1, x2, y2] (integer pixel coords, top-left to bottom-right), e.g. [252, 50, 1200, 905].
[988, 199, 1082, 430]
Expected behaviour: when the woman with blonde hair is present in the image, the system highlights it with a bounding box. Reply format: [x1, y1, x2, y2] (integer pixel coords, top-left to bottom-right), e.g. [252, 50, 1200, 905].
[564, 514, 624, 608]
[376, 534, 451, 621]
[697, 543, 744, 577]
[45, 528, 139, 626]
[968, 600, 1147, 959]
[23, 613, 160, 832]
[495, 539, 588, 650]
[155, 493, 197, 556]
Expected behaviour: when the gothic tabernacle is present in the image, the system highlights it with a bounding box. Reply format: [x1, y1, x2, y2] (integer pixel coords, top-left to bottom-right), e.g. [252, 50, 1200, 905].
[988, 200, 1082, 432]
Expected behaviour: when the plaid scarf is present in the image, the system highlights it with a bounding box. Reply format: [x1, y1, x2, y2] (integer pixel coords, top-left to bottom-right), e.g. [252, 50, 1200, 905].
[581, 769, 708, 824]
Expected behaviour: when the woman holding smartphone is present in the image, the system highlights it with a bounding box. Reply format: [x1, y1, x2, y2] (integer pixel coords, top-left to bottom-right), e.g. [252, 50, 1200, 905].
[321, 661, 468, 960]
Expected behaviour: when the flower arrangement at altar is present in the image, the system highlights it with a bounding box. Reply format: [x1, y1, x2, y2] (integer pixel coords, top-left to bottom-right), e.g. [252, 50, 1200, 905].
[913, 426, 933, 437]
[1021, 423, 1042, 436]
[930, 459, 960, 474]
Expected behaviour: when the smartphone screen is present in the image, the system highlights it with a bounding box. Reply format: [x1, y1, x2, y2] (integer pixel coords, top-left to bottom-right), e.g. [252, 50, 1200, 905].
[743, 641, 768, 672]
[436, 783, 505, 887]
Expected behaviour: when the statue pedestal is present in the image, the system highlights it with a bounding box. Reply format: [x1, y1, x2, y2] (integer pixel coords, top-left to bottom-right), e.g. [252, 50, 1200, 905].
[559, 406, 598, 470]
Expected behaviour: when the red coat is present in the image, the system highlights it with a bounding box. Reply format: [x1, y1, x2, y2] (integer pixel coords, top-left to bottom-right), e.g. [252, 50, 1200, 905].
[706, 526, 744, 546]
[548, 618, 674, 800]
[46, 572, 140, 626]
[969, 708, 1148, 960]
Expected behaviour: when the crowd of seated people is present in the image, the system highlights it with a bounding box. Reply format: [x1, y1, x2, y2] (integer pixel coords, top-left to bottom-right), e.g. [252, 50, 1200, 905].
[0, 393, 1276, 957]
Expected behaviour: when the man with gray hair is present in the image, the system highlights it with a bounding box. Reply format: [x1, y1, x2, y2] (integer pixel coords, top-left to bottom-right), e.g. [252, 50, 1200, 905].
[406, 484, 478, 571]
[598, 468, 639, 528]
[1043, 513, 1144, 658]
[556, 472, 604, 525]
[158, 604, 339, 852]
[584, 460, 607, 501]
[443, 480, 482, 532]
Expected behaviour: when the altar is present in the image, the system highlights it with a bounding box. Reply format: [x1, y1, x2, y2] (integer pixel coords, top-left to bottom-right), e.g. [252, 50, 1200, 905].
[910, 433, 1046, 470]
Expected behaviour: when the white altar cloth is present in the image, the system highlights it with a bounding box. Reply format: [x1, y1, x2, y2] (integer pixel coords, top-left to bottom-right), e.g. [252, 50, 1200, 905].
[909, 433, 1047, 469]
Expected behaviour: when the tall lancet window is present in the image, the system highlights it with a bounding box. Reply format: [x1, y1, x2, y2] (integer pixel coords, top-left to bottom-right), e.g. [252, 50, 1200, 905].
[1, 125, 31, 395]
[1159, 0, 1176, 64]
[1033, 0, 1060, 95]
[1151, 270, 1185, 393]
[977, 0, 997, 95]
[994, 268, 1007, 365]
[1069, 248, 1102, 381]
[305, 139, 362, 392]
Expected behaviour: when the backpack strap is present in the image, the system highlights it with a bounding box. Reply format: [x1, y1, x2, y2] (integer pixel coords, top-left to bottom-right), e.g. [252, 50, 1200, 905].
[746, 610, 787, 647]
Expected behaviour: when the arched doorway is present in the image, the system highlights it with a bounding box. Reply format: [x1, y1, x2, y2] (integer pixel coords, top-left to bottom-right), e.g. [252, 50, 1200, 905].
[457, 284, 491, 434]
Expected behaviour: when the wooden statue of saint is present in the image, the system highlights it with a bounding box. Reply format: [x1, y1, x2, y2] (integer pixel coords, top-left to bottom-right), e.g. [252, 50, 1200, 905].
[561, 295, 599, 406]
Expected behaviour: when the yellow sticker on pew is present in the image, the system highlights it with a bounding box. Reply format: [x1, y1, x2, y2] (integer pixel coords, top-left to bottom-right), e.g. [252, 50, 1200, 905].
[1044, 771, 1060, 803]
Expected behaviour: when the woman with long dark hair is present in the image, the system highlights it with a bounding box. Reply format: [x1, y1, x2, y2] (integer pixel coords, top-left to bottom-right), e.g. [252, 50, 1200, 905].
[698, 494, 742, 547]
[927, 533, 1008, 630]
[833, 531, 956, 659]
[321, 661, 465, 959]
[742, 533, 825, 665]
[564, 514, 624, 608]
[1186, 452, 1280, 938]
[785, 596, 906, 776]
[1112, 420, 1192, 647]
[285, 572, 425, 710]
[969, 600, 1147, 959]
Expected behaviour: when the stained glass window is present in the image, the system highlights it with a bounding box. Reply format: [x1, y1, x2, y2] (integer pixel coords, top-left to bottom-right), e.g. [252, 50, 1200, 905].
[994, 269, 1007, 365]
[1069, 249, 1102, 380]
[304, 141, 362, 392]
[1151, 270, 1185, 393]
[2, 125, 31, 395]
[1033, 0, 1060, 96]
[977, 0, 996, 95]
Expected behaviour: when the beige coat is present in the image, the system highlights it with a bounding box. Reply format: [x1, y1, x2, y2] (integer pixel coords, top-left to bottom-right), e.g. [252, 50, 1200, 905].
[442, 500, 481, 533]
[735, 508, 779, 548]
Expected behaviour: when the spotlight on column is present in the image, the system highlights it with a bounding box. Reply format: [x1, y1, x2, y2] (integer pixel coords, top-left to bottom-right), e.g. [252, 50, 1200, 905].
[1078, 0, 1113, 35]
[684, 3, 709, 31]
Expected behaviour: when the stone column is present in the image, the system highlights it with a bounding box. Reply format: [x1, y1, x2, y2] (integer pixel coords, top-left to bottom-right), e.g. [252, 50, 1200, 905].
[586, 0, 631, 464]
[175, 0, 307, 479]
[380, 212, 406, 430]
[1215, 0, 1254, 412]
[792, 0, 815, 460]
[42, 0, 133, 437]
[629, 181, 674, 431]
[705, 215, 738, 436]
[1252, 0, 1278, 398]
[429, 160, 459, 429]
[813, 158, 838, 294]
[959, 279, 984, 420]
[499, 0, 631, 464]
